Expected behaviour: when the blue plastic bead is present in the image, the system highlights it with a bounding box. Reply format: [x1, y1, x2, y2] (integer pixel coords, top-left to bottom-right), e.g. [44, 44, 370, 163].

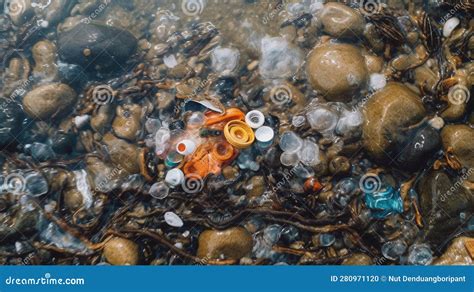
[364, 186, 403, 219]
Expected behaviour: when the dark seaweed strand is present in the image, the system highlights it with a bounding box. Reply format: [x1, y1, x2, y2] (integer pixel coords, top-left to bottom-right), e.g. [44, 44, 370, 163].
[367, 13, 406, 45]
[421, 12, 441, 56]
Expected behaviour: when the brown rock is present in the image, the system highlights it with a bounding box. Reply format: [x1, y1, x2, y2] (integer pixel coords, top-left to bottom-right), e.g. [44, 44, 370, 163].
[417, 170, 474, 245]
[112, 104, 142, 141]
[103, 237, 139, 265]
[222, 166, 239, 180]
[91, 104, 115, 134]
[245, 176, 266, 199]
[364, 54, 384, 74]
[329, 156, 351, 175]
[433, 236, 474, 265]
[32, 40, 58, 81]
[320, 3, 365, 39]
[23, 83, 77, 120]
[197, 227, 253, 260]
[102, 133, 141, 174]
[307, 43, 368, 101]
[441, 125, 474, 181]
[341, 253, 373, 265]
[362, 82, 426, 161]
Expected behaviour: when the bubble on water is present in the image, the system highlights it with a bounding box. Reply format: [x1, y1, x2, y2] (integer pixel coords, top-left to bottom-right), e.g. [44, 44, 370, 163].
[211, 46, 240, 75]
[259, 37, 302, 79]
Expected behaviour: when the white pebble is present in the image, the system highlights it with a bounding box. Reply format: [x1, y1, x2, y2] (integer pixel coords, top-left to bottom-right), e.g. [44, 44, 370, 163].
[369, 73, 387, 91]
[443, 17, 460, 38]
[163, 54, 178, 68]
[74, 115, 90, 129]
[428, 116, 444, 130]
[164, 211, 184, 227]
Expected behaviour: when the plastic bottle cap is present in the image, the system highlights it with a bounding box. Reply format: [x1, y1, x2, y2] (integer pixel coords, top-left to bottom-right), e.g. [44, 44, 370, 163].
[211, 141, 234, 162]
[255, 126, 274, 143]
[165, 168, 185, 187]
[176, 139, 197, 155]
[224, 120, 255, 149]
[245, 110, 265, 129]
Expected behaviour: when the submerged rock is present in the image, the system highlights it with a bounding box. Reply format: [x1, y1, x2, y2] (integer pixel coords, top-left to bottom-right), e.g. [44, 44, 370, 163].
[32, 40, 58, 82]
[441, 125, 474, 182]
[341, 253, 373, 265]
[112, 104, 143, 141]
[102, 133, 141, 174]
[103, 237, 139, 265]
[362, 82, 426, 161]
[394, 123, 441, 171]
[306, 43, 368, 101]
[197, 227, 253, 260]
[0, 100, 24, 148]
[58, 23, 137, 71]
[417, 170, 474, 245]
[433, 236, 474, 265]
[320, 3, 365, 39]
[22, 83, 77, 120]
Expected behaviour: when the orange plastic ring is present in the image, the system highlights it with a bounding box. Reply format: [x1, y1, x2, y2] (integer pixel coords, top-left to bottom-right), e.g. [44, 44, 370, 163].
[211, 141, 234, 162]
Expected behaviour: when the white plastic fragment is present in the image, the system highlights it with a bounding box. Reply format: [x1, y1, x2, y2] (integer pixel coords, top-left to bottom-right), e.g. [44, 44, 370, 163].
[369, 73, 387, 91]
[74, 115, 90, 129]
[164, 211, 184, 227]
[163, 54, 178, 68]
[443, 17, 460, 38]
[74, 170, 93, 209]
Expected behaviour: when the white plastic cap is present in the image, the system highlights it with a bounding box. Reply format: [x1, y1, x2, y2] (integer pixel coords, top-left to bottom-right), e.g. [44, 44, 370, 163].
[176, 139, 197, 156]
[245, 110, 265, 129]
[255, 126, 274, 143]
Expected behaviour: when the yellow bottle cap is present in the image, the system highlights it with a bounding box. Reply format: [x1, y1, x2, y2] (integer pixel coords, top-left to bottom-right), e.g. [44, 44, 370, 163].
[224, 120, 255, 149]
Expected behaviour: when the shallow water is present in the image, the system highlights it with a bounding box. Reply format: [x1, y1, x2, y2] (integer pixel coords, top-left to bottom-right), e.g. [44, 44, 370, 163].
[0, 0, 473, 265]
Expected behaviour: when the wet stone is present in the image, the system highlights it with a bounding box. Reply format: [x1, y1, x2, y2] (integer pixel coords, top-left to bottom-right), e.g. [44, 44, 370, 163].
[433, 236, 474, 265]
[320, 3, 365, 39]
[197, 227, 253, 260]
[417, 170, 474, 245]
[441, 125, 474, 182]
[0, 100, 24, 148]
[306, 43, 368, 101]
[341, 253, 373, 265]
[22, 83, 77, 120]
[58, 23, 137, 71]
[362, 82, 426, 162]
[103, 237, 140, 265]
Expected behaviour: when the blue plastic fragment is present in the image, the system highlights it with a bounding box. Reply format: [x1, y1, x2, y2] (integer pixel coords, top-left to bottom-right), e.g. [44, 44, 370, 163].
[364, 186, 403, 219]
